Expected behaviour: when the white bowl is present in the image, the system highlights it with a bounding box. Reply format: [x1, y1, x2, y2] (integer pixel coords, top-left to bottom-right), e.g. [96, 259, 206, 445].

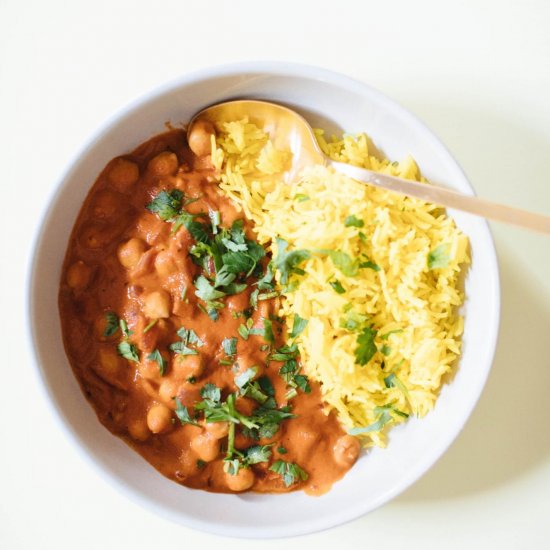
[27, 62, 500, 538]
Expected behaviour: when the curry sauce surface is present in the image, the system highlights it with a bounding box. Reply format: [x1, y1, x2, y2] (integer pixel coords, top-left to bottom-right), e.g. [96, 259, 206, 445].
[59, 128, 360, 494]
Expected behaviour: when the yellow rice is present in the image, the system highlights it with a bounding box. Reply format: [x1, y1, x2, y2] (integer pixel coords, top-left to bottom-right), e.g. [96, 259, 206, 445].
[211, 119, 469, 447]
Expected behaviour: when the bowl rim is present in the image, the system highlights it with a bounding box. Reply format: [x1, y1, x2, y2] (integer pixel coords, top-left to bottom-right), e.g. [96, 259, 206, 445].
[26, 60, 501, 538]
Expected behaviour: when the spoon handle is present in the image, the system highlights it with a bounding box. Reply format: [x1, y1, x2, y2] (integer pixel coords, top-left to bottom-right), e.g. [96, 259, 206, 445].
[330, 160, 550, 235]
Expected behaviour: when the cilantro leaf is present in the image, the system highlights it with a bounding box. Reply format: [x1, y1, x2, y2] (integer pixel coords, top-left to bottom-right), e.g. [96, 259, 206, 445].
[384, 373, 412, 405]
[348, 408, 392, 435]
[359, 259, 380, 271]
[274, 238, 311, 285]
[340, 310, 369, 331]
[427, 243, 451, 269]
[262, 318, 275, 343]
[174, 397, 199, 426]
[235, 367, 258, 390]
[315, 249, 359, 277]
[380, 344, 391, 356]
[221, 238, 248, 252]
[209, 210, 221, 234]
[146, 190, 183, 221]
[344, 215, 364, 228]
[222, 337, 237, 356]
[329, 280, 346, 294]
[290, 314, 308, 339]
[243, 444, 272, 465]
[294, 193, 310, 202]
[117, 341, 139, 362]
[269, 460, 308, 487]
[147, 349, 167, 375]
[194, 275, 226, 302]
[119, 318, 132, 338]
[355, 326, 378, 365]
[200, 383, 221, 403]
[103, 311, 119, 337]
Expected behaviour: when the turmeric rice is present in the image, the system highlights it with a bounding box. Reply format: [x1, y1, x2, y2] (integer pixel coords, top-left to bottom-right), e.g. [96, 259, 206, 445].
[211, 119, 469, 447]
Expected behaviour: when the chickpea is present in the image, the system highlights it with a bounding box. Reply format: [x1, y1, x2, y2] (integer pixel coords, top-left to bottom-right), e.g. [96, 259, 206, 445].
[188, 119, 215, 157]
[147, 151, 179, 177]
[147, 403, 173, 434]
[128, 418, 150, 442]
[142, 290, 171, 319]
[158, 379, 179, 404]
[202, 421, 229, 439]
[108, 158, 139, 191]
[154, 250, 177, 277]
[172, 354, 204, 380]
[66, 261, 92, 290]
[190, 433, 219, 462]
[98, 346, 123, 375]
[333, 434, 361, 468]
[117, 238, 147, 269]
[225, 467, 255, 492]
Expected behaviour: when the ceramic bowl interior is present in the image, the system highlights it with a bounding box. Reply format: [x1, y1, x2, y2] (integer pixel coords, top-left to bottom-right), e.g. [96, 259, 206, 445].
[28, 62, 500, 538]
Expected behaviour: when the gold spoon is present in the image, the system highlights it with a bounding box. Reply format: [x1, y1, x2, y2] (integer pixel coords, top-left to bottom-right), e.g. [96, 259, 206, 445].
[189, 99, 550, 234]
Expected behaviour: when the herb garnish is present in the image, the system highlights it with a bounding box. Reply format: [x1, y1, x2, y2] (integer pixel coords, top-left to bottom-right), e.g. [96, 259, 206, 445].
[147, 349, 167, 375]
[174, 397, 200, 426]
[329, 279, 346, 294]
[347, 403, 408, 436]
[344, 215, 365, 228]
[290, 314, 308, 339]
[355, 326, 378, 365]
[270, 343, 311, 397]
[269, 460, 308, 487]
[169, 326, 203, 356]
[427, 243, 451, 269]
[103, 311, 119, 337]
[117, 341, 139, 362]
[274, 238, 311, 284]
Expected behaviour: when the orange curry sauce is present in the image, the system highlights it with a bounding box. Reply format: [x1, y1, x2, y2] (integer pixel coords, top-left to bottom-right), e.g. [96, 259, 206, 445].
[58, 127, 360, 494]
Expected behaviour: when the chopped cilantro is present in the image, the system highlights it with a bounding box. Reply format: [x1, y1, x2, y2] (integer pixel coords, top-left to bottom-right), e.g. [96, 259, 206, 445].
[427, 243, 451, 269]
[209, 210, 221, 234]
[274, 238, 311, 284]
[359, 259, 380, 271]
[117, 341, 139, 362]
[340, 310, 369, 331]
[103, 311, 119, 337]
[262, 318, 275, 343]
[269, 460, 308, 487]
[222, 337, 237, 356]
[147, 349, 167, 375]
[329, 279, 346, 294]
[294, 194, 310, 202]
[235, 367, 258, 390]
[380, 344, 392, 357]
[344, 215, 364, 228]
[119, 319, 132, 338]
[290, 314, 308, 339]
[315, 249, 359, 277]
[142, 318, 158, 334]
[174, 397, 199, 426]
[355, 326, 378, 365]
[348, 408, 392, 435]
[146, 189, 183, 220]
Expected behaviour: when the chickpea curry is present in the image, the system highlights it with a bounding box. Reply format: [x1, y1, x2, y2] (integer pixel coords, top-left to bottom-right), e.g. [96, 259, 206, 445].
[59, 122, 361, 495]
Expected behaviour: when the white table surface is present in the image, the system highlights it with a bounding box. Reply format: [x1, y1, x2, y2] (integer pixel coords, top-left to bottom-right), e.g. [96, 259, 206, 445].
[2, 0, 549, 547]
